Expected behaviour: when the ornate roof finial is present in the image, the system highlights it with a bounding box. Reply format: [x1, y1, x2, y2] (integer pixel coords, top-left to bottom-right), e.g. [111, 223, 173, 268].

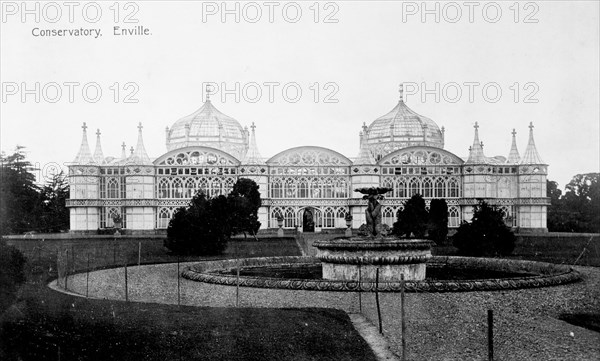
[399, 83, 404, 101]
[506, 128, 521, 164]
[521, 122, 544, 164]
[241, 122, 264, 165]
[130, 146, 134, 155]
[466, 121, 487, 164]
[73, 122, 94, 164]
[93, 128, 104, 164]
[205, 84, 211, 102]
[121, 142, 126, 151]
[132, 122, 152, 164]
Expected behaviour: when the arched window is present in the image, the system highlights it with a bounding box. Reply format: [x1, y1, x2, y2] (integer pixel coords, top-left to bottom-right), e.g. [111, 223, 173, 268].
[409, 178, 420, 196]
[198, 178, 208, 196]
[323, 178, 334, 198]
[184, 178, 196, 198]
[298, 178, 309, 198]
[158, 208, 171, 229]
[423, 178, 433, 198]
[448, 206, 460, 227]
[285, 178, 296, 198]
[323, 208, 335, 228]
[107, 208, 120, 227]
[270, 207, 283, 228]
[224, 178, 235, 194]
[158, 178, 170, 199]
[284, 208, 295, 228]
[310, 178, 320, 198]
[382, 206, 395, 227]
[448, 178, 459, 198]
[172, 178, 183, 198]
[211, 178, 222, 196]
[313, 209, 322, 228]
[107, 178, 119, 198]
[335, 178, 348, 198]
[396, 179, 407, 198]
[271, 179, 283, 198]
[335, 208, 347, 228]
[434, 178, 445, 198]
[383, 178, 394, 197]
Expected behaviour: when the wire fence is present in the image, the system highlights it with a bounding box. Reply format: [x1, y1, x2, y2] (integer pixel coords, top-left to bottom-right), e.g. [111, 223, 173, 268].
[6, 234, 599, 361]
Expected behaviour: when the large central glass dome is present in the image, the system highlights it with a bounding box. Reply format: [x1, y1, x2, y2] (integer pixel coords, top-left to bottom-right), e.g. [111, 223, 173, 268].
[363, 96, 444, 161]
[166, 99, 248, 159]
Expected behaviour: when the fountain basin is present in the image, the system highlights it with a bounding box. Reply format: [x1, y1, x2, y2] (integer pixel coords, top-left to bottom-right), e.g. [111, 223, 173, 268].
[313, 237, 434, 282]
[181, 256, 581, 292]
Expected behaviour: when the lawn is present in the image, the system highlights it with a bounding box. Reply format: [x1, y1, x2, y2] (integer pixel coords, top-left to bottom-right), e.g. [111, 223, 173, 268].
[0, 236, 377, 361]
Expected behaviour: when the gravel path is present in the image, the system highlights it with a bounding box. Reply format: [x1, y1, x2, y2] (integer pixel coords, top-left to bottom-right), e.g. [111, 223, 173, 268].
[56, 262, 600, 361]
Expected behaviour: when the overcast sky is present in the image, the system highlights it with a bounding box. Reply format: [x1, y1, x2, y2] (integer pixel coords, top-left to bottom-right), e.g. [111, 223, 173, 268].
[1, 1, 598, 190]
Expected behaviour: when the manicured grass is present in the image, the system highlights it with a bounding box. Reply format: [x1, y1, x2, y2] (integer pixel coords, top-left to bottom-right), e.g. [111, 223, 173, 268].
[434, 234, 600, 267]
[512, 234, 600, 267]
[559, 313, 600, 333]
[2, 284, 375, 361]
[1, 236, 376, 361]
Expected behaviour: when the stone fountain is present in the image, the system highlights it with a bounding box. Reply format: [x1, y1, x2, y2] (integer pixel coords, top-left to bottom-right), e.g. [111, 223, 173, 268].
[313, 187, 433, 282]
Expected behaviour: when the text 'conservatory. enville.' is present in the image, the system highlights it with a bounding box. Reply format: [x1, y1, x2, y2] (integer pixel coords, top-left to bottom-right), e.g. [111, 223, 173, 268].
[66, 86, 549, 234]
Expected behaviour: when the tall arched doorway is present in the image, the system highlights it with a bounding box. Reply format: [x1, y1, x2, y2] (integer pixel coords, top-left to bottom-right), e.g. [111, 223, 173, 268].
[303, 208, 315, 232]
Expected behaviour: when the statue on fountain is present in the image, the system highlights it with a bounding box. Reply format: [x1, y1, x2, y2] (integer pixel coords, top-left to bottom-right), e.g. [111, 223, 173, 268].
[355, 187, 393, 237]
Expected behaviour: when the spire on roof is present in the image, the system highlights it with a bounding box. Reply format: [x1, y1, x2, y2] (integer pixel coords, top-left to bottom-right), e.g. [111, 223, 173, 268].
[92, 129, 105, 164]
[131, 122, 152, 165]
[241, 122, 265, 165]
[466, 122, 487, 164]
[506, 129, 521, 164]
[520, 122, 545, 164]
[121, 142, 127, 159]
[354, 129, 376, 165]
[73, 122, 95, 165]
[399, 83, 404, 102]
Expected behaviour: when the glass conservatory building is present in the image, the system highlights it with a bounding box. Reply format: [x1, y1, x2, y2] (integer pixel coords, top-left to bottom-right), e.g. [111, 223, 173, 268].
[67, 87, 549, 233]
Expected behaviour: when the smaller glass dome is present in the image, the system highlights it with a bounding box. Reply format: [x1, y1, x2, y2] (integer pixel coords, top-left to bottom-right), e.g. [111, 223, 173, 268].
[166, 100, 248, 159]
[364, 98, 444, 161]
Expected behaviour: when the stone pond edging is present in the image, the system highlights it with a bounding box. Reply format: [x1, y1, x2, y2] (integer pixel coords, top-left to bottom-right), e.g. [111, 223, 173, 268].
[181, 256, 582, 293]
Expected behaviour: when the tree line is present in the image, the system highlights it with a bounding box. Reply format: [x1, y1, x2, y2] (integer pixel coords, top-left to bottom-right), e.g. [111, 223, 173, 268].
[547, 173, 599, 233]
[0, 147, 69, 235]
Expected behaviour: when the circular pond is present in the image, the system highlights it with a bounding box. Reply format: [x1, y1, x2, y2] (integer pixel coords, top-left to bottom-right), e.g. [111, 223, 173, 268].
[181, 256, 582, 292]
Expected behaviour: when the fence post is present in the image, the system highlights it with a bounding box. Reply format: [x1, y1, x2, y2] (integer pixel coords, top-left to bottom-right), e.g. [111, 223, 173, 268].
[177, 256, 181, 307]
[358, 264, 362, 313]
[488, 309, 494, 361]
[401, 274, 406, 361]
[236, 263, 240, 307]
[65, 249, 69, 291]
[86, 253, 90, 298]
[124, 262, 128, 302]
[375, 268, 383, 334]
[113, 238, 116, 264]
[138, 242, 142, 267]
[56, 249, 60, 289]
